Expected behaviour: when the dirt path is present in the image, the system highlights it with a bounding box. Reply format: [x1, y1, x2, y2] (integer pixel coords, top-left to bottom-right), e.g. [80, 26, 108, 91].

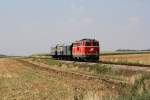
[0, 58, 120, 100]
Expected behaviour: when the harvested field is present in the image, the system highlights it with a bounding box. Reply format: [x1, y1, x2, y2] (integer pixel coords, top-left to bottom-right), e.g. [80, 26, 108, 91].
[0, 58, 120, 100]
[101, 53, 150, 65]
[0, 57, 150, 100]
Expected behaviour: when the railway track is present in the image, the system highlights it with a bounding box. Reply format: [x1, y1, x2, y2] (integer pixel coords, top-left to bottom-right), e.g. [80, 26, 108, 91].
[16, 59, 127, 85]
[61, 60, 150, 68]
[57, 60, 150, 73]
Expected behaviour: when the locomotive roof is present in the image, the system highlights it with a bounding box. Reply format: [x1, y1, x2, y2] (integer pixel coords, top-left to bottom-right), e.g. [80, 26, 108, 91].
[81, 38, 98, 41]
[74, 39, 98, 42]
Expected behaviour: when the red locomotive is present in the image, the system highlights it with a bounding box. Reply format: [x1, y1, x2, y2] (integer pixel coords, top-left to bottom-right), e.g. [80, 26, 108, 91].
[72, 39, 100, 61]
[51, 39, 100, 61]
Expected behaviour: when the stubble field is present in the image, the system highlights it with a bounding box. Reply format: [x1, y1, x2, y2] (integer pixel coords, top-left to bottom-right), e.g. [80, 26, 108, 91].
[101, 53, 150, 65]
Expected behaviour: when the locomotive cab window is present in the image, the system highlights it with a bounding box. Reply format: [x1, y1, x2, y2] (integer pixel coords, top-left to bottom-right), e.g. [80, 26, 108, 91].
[85, 40, 91, 46]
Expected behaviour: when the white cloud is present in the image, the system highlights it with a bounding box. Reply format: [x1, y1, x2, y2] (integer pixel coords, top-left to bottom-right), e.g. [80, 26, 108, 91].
[64, 17, 94, 28]
[83, 17, 94, 24]
[128, 16, 141, 27]
[70, 2, 85, 13]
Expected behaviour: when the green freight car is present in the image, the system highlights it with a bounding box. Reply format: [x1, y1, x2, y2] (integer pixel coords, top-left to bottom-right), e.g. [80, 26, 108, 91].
[50, 44, 72, 60]
[62, 45, 72, 59]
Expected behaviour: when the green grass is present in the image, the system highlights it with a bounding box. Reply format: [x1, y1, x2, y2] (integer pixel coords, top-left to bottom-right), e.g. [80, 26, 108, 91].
[117, 74, 150, 100]
[71, 63, 114, 75]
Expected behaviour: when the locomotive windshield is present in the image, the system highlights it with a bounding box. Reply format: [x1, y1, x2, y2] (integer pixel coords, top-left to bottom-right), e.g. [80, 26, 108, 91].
[94, 41, 99, 46]
[86, 42, 90, 46]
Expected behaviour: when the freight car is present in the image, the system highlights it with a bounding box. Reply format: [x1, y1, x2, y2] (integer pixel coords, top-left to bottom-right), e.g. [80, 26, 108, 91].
[50, 39, 100, 62]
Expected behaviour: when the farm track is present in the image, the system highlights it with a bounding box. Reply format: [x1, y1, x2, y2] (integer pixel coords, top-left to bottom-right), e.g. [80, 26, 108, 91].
[16, 59, 126, 85]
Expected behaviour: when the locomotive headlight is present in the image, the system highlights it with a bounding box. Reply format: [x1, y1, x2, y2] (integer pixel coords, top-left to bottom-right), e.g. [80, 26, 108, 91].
[90, 48, 94, 52]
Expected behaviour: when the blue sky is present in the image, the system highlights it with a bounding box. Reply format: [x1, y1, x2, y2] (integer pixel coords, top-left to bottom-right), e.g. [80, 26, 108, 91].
[0, 0, 150, 55]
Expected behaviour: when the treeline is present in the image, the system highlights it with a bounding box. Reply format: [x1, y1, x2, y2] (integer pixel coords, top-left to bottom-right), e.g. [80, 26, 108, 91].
[30, 53, 50, 57]
[116, 49, 150, 52]
[0, 54, 7, 57]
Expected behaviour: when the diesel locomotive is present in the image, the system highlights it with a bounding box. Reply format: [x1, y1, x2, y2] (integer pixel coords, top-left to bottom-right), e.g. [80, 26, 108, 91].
[50, 39, 100, 61]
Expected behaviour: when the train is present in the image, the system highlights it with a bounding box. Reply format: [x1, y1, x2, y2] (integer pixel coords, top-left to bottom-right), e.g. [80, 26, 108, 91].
[50, 39, 100, 62]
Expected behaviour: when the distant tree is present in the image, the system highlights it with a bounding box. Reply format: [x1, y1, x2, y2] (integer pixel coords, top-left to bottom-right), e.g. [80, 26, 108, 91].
[0, 54, 6, 57]
[116, 49, 150, 52]
[116, 49, 138, 52]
